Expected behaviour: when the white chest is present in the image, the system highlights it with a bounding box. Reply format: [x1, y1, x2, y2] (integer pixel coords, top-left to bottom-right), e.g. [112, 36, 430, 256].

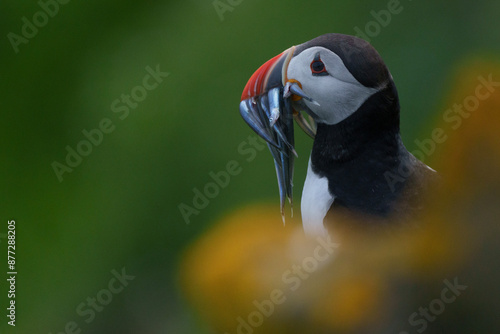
[301, 157, 335, 236]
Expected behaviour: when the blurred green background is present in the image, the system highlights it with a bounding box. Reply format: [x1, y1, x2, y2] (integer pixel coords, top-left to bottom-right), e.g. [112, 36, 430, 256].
[1, 0, 499, 333]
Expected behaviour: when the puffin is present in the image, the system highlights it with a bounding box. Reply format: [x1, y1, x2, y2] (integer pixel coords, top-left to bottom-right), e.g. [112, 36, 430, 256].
[239, 33, 437, 236]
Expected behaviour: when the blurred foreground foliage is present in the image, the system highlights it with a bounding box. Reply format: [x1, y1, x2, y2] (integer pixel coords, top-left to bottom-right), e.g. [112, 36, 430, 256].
[181, 60, 500, 333]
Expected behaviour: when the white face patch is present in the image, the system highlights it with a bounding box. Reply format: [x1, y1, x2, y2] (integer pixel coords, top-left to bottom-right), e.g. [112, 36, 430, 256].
[287, 46, 378, 125]
[301, 157, 334, 236]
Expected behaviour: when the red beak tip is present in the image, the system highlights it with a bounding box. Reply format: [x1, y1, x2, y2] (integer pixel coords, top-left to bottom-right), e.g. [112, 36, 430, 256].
[241, 52, 285, 101]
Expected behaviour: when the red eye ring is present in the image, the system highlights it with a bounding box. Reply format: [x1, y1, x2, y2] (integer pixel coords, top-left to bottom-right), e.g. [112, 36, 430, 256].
[310, 53, 328, 76]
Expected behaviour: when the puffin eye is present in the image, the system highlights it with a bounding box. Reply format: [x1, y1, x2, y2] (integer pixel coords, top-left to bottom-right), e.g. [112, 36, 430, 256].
[310, 53, 328, 76]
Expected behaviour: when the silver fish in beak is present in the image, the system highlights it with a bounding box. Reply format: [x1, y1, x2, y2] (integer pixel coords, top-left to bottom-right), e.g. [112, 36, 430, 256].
[239, 46, 318, 222]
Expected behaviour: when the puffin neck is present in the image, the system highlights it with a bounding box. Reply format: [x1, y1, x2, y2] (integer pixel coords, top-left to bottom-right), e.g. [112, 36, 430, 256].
[312, 81, 401, 163]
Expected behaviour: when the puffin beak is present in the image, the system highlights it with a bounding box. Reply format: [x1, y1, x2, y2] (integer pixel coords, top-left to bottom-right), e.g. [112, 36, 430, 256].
[239, 46, 317, 221]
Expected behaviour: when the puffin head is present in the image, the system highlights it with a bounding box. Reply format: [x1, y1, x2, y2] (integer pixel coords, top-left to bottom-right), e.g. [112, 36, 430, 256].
[239, 33, 398, 218]
[287, 34, 394, 124]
